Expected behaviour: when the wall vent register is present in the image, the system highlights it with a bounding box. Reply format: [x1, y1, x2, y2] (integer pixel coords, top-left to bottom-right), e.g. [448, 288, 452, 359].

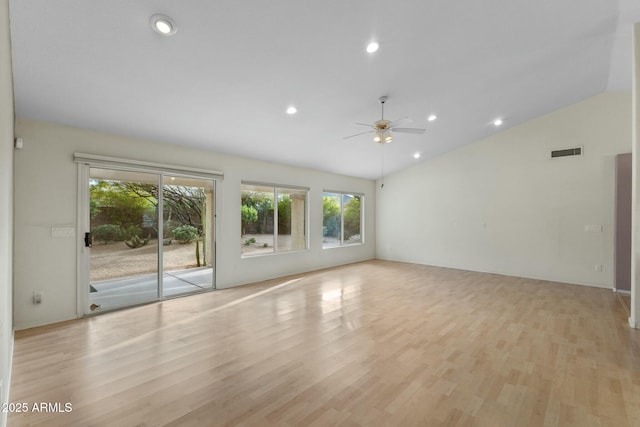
[551, 147, 582, 158]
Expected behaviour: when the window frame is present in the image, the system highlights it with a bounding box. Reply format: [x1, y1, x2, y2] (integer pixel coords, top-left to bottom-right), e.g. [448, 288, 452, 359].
[241, 181, 309, 257]
[322, 190, 364, 249]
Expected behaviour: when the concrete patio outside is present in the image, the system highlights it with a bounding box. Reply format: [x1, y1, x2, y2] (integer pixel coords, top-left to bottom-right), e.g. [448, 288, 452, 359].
[89, 266, 214, 311]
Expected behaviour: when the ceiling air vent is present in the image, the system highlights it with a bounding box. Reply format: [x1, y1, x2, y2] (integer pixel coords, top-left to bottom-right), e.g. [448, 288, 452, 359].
[551, 147, 582, 159]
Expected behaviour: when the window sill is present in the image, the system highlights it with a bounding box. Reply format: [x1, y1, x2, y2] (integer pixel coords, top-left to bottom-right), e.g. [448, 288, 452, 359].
[322, 242, 364, 250]
[241, 248, 310, 259]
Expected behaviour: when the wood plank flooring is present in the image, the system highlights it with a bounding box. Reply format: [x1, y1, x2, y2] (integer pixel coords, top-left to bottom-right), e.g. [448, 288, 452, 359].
[8, 260, 640, 426]
[617, 293, 631, 318]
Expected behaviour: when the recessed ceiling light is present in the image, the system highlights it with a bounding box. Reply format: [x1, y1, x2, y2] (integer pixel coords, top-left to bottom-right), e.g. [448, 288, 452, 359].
[366, 42, 379, 53]
[286, 106, 298, 115]
[151, 14, 177, 36]
[427, 114, 437, 122]
[493, 118, 503, 127]
[413, 152, 421, 159]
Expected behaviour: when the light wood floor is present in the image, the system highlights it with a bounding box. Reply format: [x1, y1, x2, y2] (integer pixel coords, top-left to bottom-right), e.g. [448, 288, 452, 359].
[9, 260, 640, 426]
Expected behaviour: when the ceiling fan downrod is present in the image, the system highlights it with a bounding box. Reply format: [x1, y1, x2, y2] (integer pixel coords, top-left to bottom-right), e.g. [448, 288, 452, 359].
[378, 95, 388, 120]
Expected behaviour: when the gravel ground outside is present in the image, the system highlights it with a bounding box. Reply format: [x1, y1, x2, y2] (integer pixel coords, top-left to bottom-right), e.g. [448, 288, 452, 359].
[90, 239, 205, 282]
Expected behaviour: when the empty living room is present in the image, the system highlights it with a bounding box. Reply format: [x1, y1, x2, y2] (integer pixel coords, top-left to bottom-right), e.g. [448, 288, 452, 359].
[1, 1, 640, 426]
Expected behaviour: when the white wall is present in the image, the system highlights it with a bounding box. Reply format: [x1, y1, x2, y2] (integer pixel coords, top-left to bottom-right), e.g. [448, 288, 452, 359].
[13, 119, 375, 330]
[377, 92, 631, 288]
[0, 0, 14, 424]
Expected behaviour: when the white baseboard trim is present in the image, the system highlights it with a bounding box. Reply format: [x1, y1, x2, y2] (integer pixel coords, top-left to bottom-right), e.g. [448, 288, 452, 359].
[377, 257, 610, 289]
[613, 288, 632, 295]
[630, 317, 637, 329]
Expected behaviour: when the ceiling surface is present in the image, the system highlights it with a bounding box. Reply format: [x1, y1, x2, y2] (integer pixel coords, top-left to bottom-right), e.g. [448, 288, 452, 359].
[9, 0, 640, 180]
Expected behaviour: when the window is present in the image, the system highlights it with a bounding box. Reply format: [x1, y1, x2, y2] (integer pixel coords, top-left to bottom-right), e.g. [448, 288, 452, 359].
[241, 183, 308, 256]
[323, 192, 363, 248]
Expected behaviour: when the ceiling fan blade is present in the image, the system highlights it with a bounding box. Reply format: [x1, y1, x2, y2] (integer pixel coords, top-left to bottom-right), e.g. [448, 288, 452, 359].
[343, 130, 374, 140]
[354, 122, 374, 128]
[393, 127, 426, 134]
[388, 117, 411, 128]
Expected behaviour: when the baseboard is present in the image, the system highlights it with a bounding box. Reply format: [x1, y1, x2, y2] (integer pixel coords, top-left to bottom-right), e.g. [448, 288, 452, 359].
[613, 288, 632, 295]
[376, 257, 610, 289]
[629, 317, 637, 329]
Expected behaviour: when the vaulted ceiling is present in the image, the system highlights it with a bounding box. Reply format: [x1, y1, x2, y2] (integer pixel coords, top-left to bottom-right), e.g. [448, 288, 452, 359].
[9, 0, 640, 179]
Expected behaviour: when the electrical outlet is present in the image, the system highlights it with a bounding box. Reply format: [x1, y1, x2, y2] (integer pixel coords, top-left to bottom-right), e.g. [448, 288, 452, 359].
[33, 291, 42, 304]
[595, 264, 603, 272]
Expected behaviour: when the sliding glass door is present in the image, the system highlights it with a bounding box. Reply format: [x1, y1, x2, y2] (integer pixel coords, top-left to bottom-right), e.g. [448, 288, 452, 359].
[85, 167, 215, 313]
[88, 168, 159, 310]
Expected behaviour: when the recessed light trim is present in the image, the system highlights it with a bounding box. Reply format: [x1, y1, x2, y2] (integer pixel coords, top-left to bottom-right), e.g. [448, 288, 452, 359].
[427, 114, 437, 122]
[286, 106, 298, 115]
[493, 118, 503, 127]
[151, 14, 177, 36]
[366, 42, 379, 53]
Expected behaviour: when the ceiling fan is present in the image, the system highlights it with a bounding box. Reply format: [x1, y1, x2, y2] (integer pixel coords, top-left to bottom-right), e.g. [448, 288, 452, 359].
[344, 96, 426, 143]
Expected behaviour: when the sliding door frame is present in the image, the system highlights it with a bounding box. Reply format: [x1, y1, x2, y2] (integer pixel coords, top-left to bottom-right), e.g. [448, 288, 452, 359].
[76, 157, 220, 317]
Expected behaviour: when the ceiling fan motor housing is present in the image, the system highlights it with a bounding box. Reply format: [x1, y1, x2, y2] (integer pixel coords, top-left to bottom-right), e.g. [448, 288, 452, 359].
[374, 120, 391, 131]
